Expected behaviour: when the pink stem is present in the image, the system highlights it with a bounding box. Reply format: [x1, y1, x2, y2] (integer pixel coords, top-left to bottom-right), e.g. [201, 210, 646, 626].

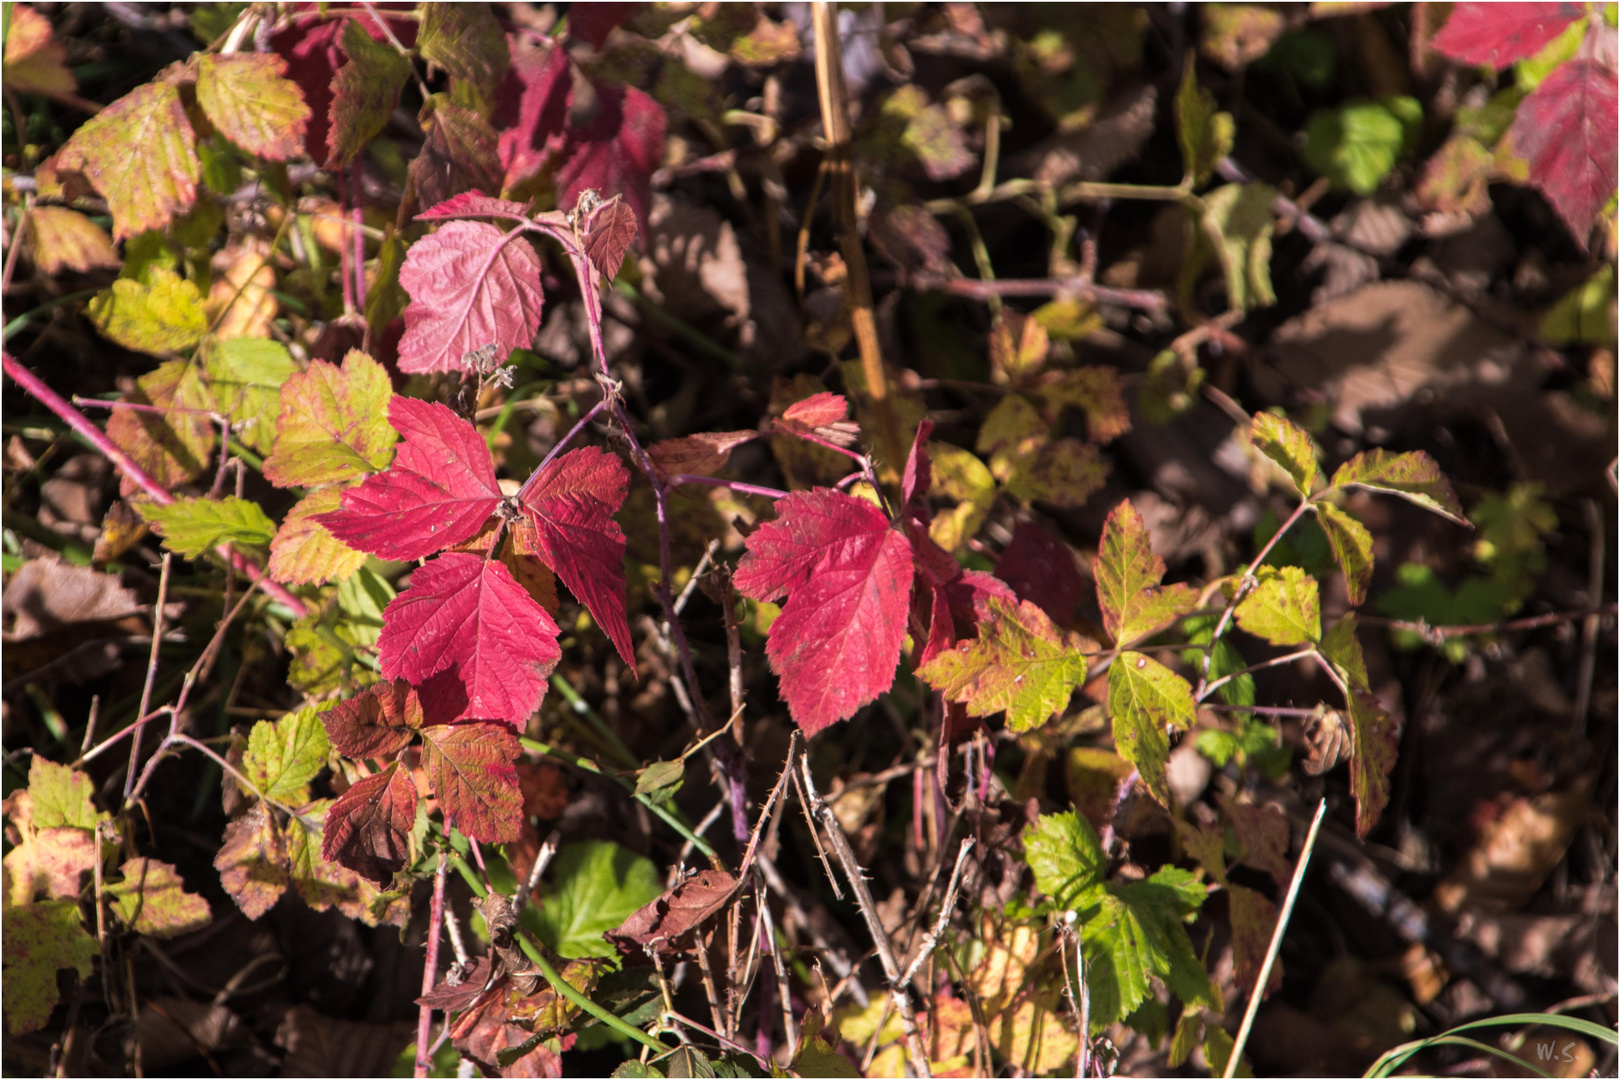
[3, 352, 309, 617]
[668, 474, 787, 500]
[415, 858, 448, 1078]
[352, 163, 367, 312]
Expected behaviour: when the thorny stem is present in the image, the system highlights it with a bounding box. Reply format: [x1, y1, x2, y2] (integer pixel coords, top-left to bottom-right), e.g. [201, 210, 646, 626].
[667, 473, 788, 500]
[1, 352, 309, 616]
[415, 859, 448, 1079]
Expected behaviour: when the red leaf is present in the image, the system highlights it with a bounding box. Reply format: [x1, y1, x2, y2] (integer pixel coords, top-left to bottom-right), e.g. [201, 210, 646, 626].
[1430, 3, 1583, 67]
[781, 392, 849, 429]
[378, 552, 562, 726]
[321, 763, 417, 884]
[735, 489, 914, 734]
[1512, 59, 1618, 245]
[567, 3, 640, 50]
[495, 43, 570, 199]
[996, 522, 1083, 628]
[417, 190, 533, 223]
[901, 418, 935, 512]
[419, 721, 523, 843]
[581, 196, 639, 281]
[316, 397, 502, 562]
[272, 7, 416, 163]
[554, 81, 666, 239]
[321, 680, 422, 759]
[397, 219, 545, 375]
[518, 447, 635, 671]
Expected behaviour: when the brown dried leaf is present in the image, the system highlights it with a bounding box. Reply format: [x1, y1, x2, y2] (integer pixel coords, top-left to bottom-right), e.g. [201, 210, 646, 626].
[605, 869, 738, 960]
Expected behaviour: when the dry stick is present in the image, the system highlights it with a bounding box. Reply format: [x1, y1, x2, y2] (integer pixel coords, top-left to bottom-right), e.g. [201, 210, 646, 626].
[0, 353, 308, 616]
[811, 1, 903, 476]
[124, 554, 172, 803]
[899, 838, 975, 987]
[1352, 604, 1617, 641]
[929, 274, 1168, 311]
[798, 752, 933, 1079]
[1224, 797, 1327, 1079]
[415, 858, 449, 1079]
[757, 879, 799, 1056]
[513, 829, 560, 913]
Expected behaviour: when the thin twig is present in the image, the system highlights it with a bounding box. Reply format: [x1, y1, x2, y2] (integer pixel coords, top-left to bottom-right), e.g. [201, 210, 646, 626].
[1352, 604, 1616, 642]
[900, 838, 974, 986]
[1224, 797, 1326, 1078]
[415, 858, 448, 1078]
[124, 555, 172, 804]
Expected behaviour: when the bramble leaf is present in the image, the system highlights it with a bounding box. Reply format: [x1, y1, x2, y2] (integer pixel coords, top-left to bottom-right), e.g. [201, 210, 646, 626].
[1109, 652, 1196, 807]
[1096, 500, 1198, 645]
[327, 19, 411, 167]
[1234, 565, 1320, 645]
[927, 443, 996, 553]
[137, 495, 276, 558]
[534, 840, 663, 959]
[1319, 612, 1369, 691]
[734, 488, 914, 734]
[1201, 181, 1277, 309]
[284, 799, 407, 926]
[195, 53, 310, 161]
[554, 82, 666, 240]
[321, 681, 422, 759]
[105, 858, 211, 938]
[1319, 614, 1397, 837]
[242, 706, 331, 806]
[581, 197, 639, 281]
[416, 191, 534, 223]
[1511, 59, 1618, 245]
[994, 521, 1081, 627]
[317, 398, 503, 562]
[1314, 501, 1375, 605]
[214, 802, 288, 920]
[1044, 366, 1131, 444]
[1083, 868, 1211, 1033]
[1249, 412, 1318, 497]
[919, 596, 1088, 733]
[518, 446, 635, 671]
[4, 5, 76, 96]
[1227, 884, 1282, 996]
[1022, 810, 1106, 911]
[419, 722, 522, 844]
[377, 552, 562, 727]
[417, 2, 509, 99]
[2, 900, 98, 1035]
[262, 350, 396, 488]
[397, 220, 545, 375]
[409, 94, 502, 210]
[1217, 793, 1292, 886]
[1175, 53, 1233, 185]
[25, 757, 100, 831]
[88, 266, 208, 355]
[269, 489, 366, 586]
[321, 763, 418, 885]
[55, 80, 198, 239]
[1304, 98, 1418, 195]
[1430, 3, 1584, 67]
[989, 312, 1050, 385]
[105, 360, 217, 492]
[1329, 448, 1468, 524]
[648, 430, 759, 482]
[204, 337, 296, 455]
[25, 207, 119, 275]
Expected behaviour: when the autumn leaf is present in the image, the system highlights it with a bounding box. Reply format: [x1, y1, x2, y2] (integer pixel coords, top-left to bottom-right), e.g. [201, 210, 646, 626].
[269, 489, 366, 586]
[23, 757, 101, 831]
[1329, 448, 1468, 524]
[377, 552, 562, 727]
[321, 763, 418, 884]
[417, 2, 509, 99]
[408, 94, 503, 211]
[1044, 366, 1131, 443]
[919, 596, 1089, 733]
[647, 430, 759, 482]
[1227, 884, 1283, 996]
[321, 680, 422, 759]
[735, 488, 914, 734]
[214, 803, 289, 920]
[397, 219, 545, 375]
[518, 446, 634, 669]
[1319, 614, 1397, 837]
[416, 191, 534, 223]
[1249, 412, 1318, 497]
[55, 80, 199, 240]
[105, 858, 211, 938]
[317, 397, 503, 562]
[1108, 652, 1196, 807]
[420, 722, 524, 844]
[204, 337, 296, 455]
[327, 18, 410, 167]
[581, 197, 639, 281]
[262, 350, 396, 489]
[1511, 59, 1618, 245]
[3, 901, 98, 1035]
[1234, 565, 1321, 646]
[1201, 181, 1278, 310]
[105, 360, 217, 493]
[1314, 501, 1375, 605]
[241, 707, 331, 806]
[25, 207, 119, 275]
[1095, 500, 1198, 646]
[4, 5, 76, 96]
[194, 53, 310, 161]
[1430, 3, 1584, 67]
[995, 521, 1083, 628]
[88, 266, 208, 355]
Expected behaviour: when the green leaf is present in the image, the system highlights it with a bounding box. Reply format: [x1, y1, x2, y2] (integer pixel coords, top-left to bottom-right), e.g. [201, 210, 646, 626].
[105, 857, 212, 938]
[1201, 181, 1277, 310]
[1183, 614, 1254, 720]
[1175, 53, 1234, 185]
[417, 2, 509, 99]
[2, 900, 98, 1035]
[1108, 652, 1196, 807]
[1095, 500, 1198, 645]
[1540, 265, 1617, 345]
[1023, 810, 1107, 911]
[365, 230, 409, 340]
[1303, 100, 1407, 195]
[1249, 412, 1318, 496]
[926, 443, 995, 551]
[205, 337, 296, 455]
[25, 757, 99, 831]
[88, 266, 208, 355]
[1081, 867, 1210, 1032]
[1329, 448, 1467, 524]
[918, 596, 1089, 733]
[1234, 565, 1320, 645]
[262, 351, 397, 488]
[1314, 501, 1374, 606]
[534, 841, 663, 959]
[634, 759, 685, 801]
[137, 495, 276, 557]
[329, 20, 411, 168]
[54, 80, 199, 240]
[1319, 612, 1368, 691]
[1204, 1023, 1254, 1077]
[242, 706, 331, 805]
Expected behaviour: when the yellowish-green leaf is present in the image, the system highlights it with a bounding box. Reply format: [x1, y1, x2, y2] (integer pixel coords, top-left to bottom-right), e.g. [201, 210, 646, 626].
[1315, 501, 1374, 605]
[919, 596, 1089, 733]
[1096, 500, 1197, 644]
[1044, 366, 1131, 443]
[1108, 652, 1195, 807]
[88, 266, 207, 355]
[1023, 810, 1107, 911]
[1234, 565, 1320, 645]
[23, 757, 100, 831]
[105, 857, 211, 938]
[4, 4, 76, 96]
[1250, 411, 1318, 496]
[1319, 612, 1368, 690]
[1032, 296, 1103, 341]
[328, 19, 412, 168]
[242, 706, 331, 806]
[2, 900, 98, 1035]
[1005, 438, 1108, 509]
[269, 488, 366, 586]
[1541, 265, 1617, 345]
[926, 443, 995, 552]
[195, 53, 310, 161]
[137, 495, 276, 557]
[418, 2, 509, 99]
[26, 207, 120, 275]
[1329, 448, 1467, 524]
[262, 350, 396, 488]
[1201, 181, 1277, 310]
[1175, 53, 1234, 184]
[54, 80, 199, 240]
[1346, 686, 1397, 839]
[977, 393, 1048, 482]
[990, 312, 1051, 385]
[205, 337, 296, 455]
[105, 360, 217, 491]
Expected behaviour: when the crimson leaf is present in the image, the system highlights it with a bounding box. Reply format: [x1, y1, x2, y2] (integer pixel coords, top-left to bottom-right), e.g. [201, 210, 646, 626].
[1512, 59, 1618, 245]
[378, 552, 562, 727]
[419, 721, 523, 844]
[996, 521, 1083, 628]
[735, 488, 914, 734]
[519, 446, 635, 671]
[1430, 3, 1583, 67]
[417, 190, 532, 223]
[316, 397, 502, 562]
[397, 219, 545, 375]
[321, 680, 422, 759]
[321, 763, 417, 884]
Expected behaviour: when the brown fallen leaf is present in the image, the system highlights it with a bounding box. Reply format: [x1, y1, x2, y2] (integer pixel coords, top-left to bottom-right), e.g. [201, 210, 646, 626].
[1433, 777, 1595, 914]
[2, 557, 143, 639]
[605, 868, 738, 960]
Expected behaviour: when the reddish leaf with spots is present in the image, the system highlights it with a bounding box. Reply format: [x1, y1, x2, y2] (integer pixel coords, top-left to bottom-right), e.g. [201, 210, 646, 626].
[735, 488, 914, 734]
[377, 552, 562, 727]
[321, 763, 418, 884]
[419, 722, 523, 844]
[1430, 3, 1584, 67]
[320, 680, 422, 759]
[519, 446, 636, 671]
[317, 398, 503, 562]
[397, 219, 545, 374]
